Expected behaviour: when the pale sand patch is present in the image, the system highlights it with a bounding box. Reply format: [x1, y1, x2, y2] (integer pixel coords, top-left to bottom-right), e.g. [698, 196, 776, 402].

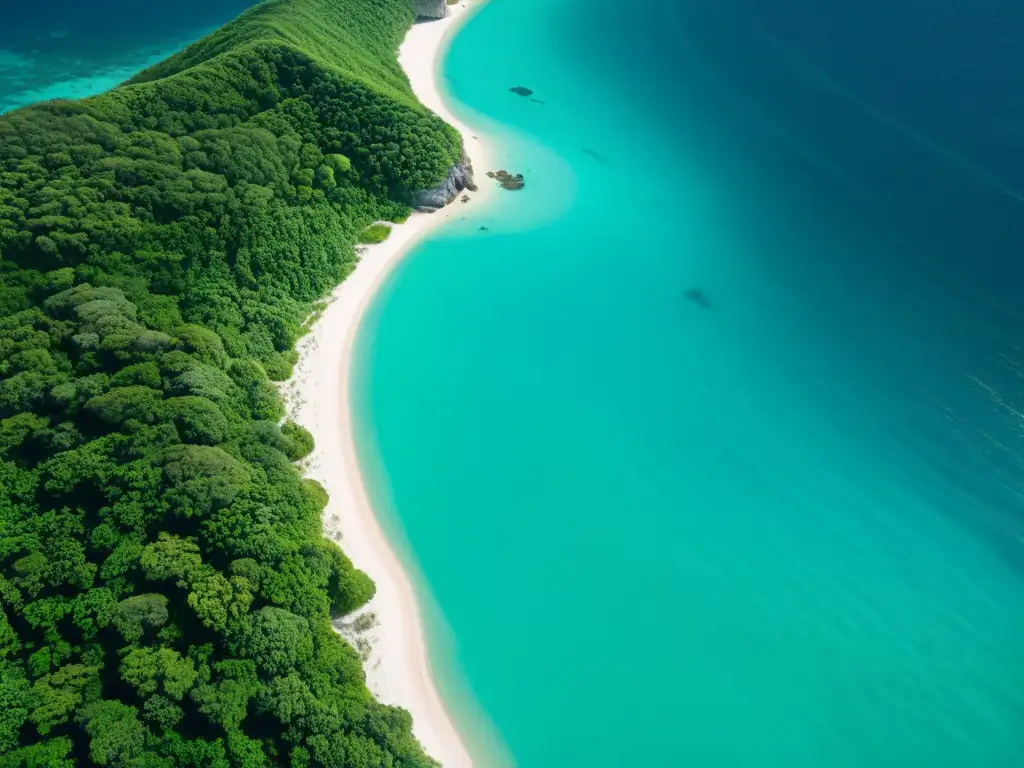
[283, 3, 498, 767]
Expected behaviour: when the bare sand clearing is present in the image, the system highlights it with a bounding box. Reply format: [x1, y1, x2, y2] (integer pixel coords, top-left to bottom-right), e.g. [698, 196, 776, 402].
[284, 3, 497, 766]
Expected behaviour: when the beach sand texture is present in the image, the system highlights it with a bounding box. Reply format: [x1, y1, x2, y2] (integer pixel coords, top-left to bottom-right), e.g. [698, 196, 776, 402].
[283, 4, 493, 767]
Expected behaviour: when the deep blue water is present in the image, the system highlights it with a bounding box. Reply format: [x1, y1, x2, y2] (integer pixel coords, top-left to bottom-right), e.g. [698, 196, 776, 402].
[593, 0, 1024, 557]
[0, 0, 255, 113]
[354, 0, 1024, 764]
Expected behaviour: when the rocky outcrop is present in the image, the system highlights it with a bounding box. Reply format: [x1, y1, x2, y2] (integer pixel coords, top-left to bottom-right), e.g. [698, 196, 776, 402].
[411, 150, 475, 207]
[487, 169, 525, 190]
[414, 0, 448, 20]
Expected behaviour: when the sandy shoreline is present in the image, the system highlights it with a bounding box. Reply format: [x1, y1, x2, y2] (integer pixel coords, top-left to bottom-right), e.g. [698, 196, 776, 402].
[284, 3, 493, 767]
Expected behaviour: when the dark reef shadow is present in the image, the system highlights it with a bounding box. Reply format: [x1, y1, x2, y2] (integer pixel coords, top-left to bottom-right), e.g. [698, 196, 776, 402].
[683, 288, 713, 309]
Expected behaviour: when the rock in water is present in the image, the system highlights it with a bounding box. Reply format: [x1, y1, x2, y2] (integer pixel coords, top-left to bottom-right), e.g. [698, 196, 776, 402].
[412, 150, 475, 207]
[683, 288, 713, 309]
[414, 0, 448, 20]
[486, 169, 525, 190]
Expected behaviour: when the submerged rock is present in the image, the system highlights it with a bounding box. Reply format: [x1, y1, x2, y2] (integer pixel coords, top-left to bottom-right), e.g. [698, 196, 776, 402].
[414, 0, 448, 20]
[486, 169, 525, 191]
[509, 86, 533, 96]
[683, 288, 713, 309]
[412, 149, 475, 208]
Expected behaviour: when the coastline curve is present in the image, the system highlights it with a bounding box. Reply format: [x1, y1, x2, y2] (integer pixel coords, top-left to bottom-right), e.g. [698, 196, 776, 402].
[284, 2, 505, 766]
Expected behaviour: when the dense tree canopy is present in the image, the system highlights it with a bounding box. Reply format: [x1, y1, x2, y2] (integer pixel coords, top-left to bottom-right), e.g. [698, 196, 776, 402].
[0, 0, 458, 764]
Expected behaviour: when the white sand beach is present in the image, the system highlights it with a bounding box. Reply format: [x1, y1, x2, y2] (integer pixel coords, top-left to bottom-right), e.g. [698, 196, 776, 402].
[284, 3, 494, 767]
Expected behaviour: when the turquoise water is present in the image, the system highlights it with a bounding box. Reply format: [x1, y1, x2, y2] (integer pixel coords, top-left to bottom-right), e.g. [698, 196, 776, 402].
[0, 0, 254, 114]
[354, 0, 1024, 765]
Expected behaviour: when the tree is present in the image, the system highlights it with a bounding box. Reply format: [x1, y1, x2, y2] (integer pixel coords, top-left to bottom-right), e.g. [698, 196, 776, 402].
[78, 700, 150, 766]
[316, 540, 377, 616]
[186, 566, 253, 633]
[140, 534, 202, 583]
[85, 386, 164, 427]
[280, 421, 315, 461]
[112, 594, 169, 644]
[0, 610, 18, 659]
[225, 730, 268, 767]
[233, 607, 314, 678]
[192, 675, 258, 731]
[162, 396, 230, 445]
[120, 647, 197, 700]
[172, 325, 228, 368]
[28, 663, 99, 734]
[227, 359, 282, 420]
[0, 736, 75, 768]
[162, 445, 251, 518]
[0, 661, 30, 752]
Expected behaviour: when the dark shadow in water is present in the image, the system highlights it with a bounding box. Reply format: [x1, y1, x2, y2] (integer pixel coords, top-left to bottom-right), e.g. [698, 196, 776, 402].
[683, 288, 713, 309]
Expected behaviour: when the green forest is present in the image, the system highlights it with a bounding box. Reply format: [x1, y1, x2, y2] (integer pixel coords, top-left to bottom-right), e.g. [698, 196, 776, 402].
[0, 0, 461, 764]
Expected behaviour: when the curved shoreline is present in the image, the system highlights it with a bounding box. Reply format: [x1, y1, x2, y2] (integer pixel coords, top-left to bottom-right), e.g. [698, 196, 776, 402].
[285, 3, 496, 766]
